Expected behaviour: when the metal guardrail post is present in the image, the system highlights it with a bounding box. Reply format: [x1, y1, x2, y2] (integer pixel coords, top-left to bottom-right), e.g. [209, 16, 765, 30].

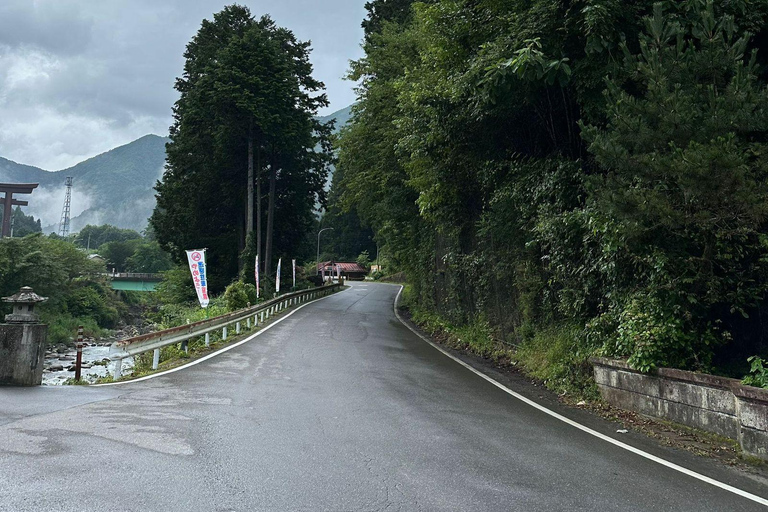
[205, 332, 210, 347]
[152, 348, 160, 369]
[236, 322, 241, 334]
[222, 327, 228, 341]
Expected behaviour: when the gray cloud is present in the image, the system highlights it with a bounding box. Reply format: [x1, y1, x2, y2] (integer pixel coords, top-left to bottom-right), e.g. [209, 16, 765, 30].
[0, 0, 366, 170]
[0, 1, 94, 55]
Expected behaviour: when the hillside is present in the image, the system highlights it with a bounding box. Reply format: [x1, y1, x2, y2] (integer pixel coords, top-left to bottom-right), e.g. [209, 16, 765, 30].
[318, 104, 354, 134]
[0, 106, 352, 233]
[0, 135, 169, 233]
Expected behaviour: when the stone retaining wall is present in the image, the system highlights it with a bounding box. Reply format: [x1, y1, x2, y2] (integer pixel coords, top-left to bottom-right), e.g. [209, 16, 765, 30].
[592, 357, 768, 460]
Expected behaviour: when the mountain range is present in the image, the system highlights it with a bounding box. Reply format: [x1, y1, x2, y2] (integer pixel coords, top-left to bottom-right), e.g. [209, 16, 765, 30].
[0, 105, 353, 234]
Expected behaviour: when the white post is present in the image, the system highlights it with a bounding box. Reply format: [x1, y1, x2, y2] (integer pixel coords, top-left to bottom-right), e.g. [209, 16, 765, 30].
[236, 322, 241, 334]
[205, 332, 210, 347]
[223, 327, 228, 340]
[152, 349, 160, 370]
[247, 318, 251, 329]
[113, 358, 123, 379]
[260, 311, 264, 323]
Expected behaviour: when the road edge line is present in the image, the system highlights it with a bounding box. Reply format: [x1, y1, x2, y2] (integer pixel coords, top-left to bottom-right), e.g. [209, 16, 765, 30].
[393, 285, 768, 508]
[92, 287, 344, 387]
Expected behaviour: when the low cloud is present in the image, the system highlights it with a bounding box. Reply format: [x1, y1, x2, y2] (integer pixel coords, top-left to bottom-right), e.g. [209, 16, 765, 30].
[0, 0, 365, 170]
[24, 183, 94, 231]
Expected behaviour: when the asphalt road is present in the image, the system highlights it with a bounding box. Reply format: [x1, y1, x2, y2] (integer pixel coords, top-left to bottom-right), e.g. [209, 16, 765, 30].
[1, 282, 767, 511]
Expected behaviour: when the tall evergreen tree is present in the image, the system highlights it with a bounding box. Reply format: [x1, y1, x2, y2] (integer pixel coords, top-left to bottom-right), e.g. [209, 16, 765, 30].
[152, 5, 333, 291]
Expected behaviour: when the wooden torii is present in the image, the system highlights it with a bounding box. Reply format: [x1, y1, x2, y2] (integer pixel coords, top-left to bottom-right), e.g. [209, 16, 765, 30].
[0, 183, 39, 238]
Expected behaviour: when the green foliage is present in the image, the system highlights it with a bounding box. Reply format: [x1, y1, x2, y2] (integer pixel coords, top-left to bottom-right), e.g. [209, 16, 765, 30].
[155, 266, 198, 305]
[151, 5, 333, 290]
[42, 312, 103, 345]
[125, 241, 173, 273]
[74, 225, 141, 249]
[98, 239, 142, 272]
[335, 0, 768, 392]
[743, 356, 768, 389]
[64, 283, 120, 328]
[0, 233, 132, 343]
[0, 207, 42, 237]
[0, 233, 103, 302]
[593, 294, 721, 372]
[149, 295, 228, 330]
[356, 250, 371, 270]
[581, 1, 768, 370]
[223, 281, 258, 311]
[515, 324, 600, 399]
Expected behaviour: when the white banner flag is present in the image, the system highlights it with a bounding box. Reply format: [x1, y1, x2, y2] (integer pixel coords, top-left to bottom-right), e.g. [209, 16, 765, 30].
[292, 259, 296, 289]
[255, 255, 260, 299]
[185, 249, 210, 308]
[276, 258, 282, 293]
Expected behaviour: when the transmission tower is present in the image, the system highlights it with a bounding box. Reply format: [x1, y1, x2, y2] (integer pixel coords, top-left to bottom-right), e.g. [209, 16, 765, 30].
[58, 177, 73, 237]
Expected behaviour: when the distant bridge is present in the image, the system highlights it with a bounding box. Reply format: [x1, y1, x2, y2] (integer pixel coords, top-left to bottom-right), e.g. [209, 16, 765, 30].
[106, 272, 162, 292]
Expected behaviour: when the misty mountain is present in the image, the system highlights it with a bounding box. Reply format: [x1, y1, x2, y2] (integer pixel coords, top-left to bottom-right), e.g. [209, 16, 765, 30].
[317, 104, 354, 191]
[0, 106, 353, 233]
[0, 135, 169, 233]
[318, 104, 353, 134]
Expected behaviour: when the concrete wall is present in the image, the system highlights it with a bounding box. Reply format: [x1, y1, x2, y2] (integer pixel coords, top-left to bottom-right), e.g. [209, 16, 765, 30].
[0, 323, 47, 386]
[592, 357, 768, 460]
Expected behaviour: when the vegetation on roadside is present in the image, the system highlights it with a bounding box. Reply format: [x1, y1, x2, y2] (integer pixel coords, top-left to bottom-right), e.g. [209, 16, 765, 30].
[333, 0, 768, 394]
[0, 226, 175, 344]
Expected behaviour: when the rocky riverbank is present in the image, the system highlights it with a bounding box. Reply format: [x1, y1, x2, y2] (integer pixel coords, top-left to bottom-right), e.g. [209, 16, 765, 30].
[42, 327, 143, 385]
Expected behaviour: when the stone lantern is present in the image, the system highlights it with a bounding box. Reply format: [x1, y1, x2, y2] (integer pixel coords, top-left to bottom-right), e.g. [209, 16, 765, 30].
[1, 286, 48, 386]
[3, 286, 47, 323]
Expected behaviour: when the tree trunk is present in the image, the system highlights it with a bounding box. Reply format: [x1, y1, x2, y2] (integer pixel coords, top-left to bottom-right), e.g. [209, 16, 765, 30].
[256, 144, 262, 272]
[247, 121, 254, 235]
[265, 146, 277, 280]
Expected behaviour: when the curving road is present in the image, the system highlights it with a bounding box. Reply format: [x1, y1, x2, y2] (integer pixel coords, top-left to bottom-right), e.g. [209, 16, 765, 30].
[0, 282, 766, 511]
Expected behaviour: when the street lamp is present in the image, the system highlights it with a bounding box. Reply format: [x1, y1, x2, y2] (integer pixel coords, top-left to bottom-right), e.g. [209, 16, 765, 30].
[316, 227, 334, 275]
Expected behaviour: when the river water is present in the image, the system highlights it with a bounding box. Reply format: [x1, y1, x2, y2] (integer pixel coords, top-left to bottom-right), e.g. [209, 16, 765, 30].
[43, 345, 135, 385]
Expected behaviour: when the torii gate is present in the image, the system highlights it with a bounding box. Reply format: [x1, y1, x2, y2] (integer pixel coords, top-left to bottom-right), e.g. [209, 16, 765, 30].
[0, 183, 39, 238]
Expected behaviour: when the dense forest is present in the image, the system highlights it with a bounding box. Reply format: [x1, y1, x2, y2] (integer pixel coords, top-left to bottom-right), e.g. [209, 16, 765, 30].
[332, 0, 768, 383]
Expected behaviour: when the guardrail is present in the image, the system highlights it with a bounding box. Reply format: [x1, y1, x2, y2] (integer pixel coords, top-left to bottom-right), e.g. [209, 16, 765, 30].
[108, 283, 342, 379]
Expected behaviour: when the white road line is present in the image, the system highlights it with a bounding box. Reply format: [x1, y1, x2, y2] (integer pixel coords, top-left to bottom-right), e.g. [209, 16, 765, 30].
[93, 289, 344, 387]
[392, 285, 768, 508]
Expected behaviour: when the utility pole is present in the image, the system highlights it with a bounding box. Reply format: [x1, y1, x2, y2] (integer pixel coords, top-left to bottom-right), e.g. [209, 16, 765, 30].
[316, 227, 334, 275]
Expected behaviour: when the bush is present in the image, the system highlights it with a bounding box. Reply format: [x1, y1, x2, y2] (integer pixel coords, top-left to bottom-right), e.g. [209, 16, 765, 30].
[64, 283, 120, 328]
[743, 356, 768, 389]
[42, 313, 103, 345]
[155, 266, 198, 305]
[223, 281, 258, 311]
[595, 294, 721, 373]
[514, 324, 599, 398]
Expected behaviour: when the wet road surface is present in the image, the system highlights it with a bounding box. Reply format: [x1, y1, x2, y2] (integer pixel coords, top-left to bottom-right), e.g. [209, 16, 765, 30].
[1, 282, 766, 511]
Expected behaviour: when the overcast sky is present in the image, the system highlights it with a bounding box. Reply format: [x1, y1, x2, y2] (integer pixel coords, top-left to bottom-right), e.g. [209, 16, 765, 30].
[0, 0, 366, 170]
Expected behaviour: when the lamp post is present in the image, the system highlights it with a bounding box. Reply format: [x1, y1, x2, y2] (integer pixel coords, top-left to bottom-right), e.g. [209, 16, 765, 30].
[316, 227, 334, 275]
